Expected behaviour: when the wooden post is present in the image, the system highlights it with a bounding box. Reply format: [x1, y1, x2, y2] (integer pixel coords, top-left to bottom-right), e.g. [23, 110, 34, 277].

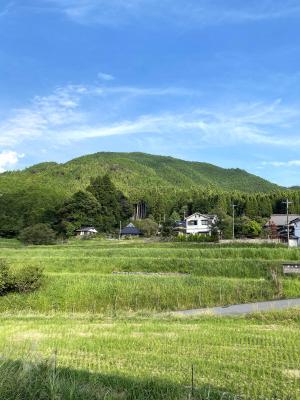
[191, 364, 195, 398]
[232, 204, 237, 240]
[119, 221, 122, 240]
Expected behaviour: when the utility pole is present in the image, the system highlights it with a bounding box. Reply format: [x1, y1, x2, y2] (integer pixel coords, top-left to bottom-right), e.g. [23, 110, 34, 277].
[232, 204, 237, 240]
[119, 221, 122, 240]
[282, 199, 293, 247]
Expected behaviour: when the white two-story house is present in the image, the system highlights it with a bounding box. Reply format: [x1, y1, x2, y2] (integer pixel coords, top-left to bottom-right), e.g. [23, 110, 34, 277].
[185, 213, 218, 235]
[289, 217, 300, 247]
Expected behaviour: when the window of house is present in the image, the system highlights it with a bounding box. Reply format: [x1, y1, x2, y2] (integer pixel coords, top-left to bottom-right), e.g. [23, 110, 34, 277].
[201, 220, 209, 225]
[188, 220, 198, 226]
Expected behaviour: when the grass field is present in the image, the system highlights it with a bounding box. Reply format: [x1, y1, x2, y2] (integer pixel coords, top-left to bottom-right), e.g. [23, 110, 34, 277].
[0, 311, 299, 399]
[0, 238, 299, 399]
[0, 238, 299, 314]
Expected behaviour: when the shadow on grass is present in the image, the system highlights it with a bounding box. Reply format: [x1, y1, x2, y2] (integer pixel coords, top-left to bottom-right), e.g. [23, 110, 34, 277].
[0, 358, 242, 400]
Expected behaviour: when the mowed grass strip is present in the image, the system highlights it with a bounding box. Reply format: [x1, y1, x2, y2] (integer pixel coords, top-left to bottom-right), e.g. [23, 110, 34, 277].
[0, 311, 298, 399]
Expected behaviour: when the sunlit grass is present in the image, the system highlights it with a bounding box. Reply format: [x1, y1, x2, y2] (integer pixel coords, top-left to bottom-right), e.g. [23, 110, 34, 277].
[0, 311, 298, 399]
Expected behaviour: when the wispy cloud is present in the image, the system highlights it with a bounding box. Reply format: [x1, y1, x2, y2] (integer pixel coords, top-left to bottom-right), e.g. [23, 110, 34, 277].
[0, 150, 23, 173]
[0, 85, 87, 146]
[262, 160, 300, 168]
[40, 0, 300, 27]
[97, 72, 115, 81]
[0, 1, 14, 18]
[1, 82, 299, 152]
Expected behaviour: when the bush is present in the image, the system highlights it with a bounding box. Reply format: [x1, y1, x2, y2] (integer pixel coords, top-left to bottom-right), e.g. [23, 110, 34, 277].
[13, 266, 44, 293]
[0, 260, 14, 294]
[134, 218, 159, 237]
[19, 224, 56, 245]
[0, 260, 43, 295]
[241, 219, 262, 238]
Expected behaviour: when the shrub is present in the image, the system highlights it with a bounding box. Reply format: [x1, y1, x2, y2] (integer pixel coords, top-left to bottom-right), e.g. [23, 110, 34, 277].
[0, 260, 14, 295]
[134, 218, 159, 237]
[13, 266, 44, 293]
[0, 260, 43, 295]
[19, 224, 56, 245]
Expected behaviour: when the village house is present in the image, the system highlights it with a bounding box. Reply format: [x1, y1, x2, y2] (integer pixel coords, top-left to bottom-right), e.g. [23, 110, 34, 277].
[265, 214, 300, 246]
[120, 223, 141, 238]
[175, 213, 218, 236]
[75, 227, 98, 237]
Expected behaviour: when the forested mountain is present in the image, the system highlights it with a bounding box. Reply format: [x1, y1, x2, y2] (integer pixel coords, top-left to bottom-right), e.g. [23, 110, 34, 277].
[0, 152, 280, 197]
[1, 152, 298, 237]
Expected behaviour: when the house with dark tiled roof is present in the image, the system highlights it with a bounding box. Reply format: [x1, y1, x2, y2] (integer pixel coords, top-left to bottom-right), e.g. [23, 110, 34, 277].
[265, 214, 300, 246]
[120, 223, 141, 237]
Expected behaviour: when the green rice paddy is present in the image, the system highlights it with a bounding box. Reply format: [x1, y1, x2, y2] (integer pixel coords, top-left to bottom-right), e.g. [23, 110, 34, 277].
[0, 238, 299, 399]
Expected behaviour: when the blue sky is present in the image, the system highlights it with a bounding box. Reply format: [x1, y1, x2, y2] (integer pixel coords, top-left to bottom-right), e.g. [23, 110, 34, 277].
[0, 0, 300, 186]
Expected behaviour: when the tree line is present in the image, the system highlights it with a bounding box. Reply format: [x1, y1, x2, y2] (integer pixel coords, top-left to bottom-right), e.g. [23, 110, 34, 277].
[0, 173, 299, 240]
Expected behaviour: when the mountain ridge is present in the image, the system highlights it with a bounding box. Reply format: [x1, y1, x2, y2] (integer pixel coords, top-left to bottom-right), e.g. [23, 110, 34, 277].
[0, 152, 282, 196]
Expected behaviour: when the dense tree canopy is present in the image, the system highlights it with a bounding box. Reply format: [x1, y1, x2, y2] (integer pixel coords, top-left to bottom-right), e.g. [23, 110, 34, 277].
[55, 175, 133, 236]
[0, 152, 299, 239]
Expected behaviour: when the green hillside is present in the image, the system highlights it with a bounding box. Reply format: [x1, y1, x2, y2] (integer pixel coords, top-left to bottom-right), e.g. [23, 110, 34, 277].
[0, 152, 281, 198]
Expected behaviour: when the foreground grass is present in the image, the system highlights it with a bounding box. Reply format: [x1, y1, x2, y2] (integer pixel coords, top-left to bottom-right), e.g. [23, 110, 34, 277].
[0, 239, 299, 399]
[0, 311, 299, 399]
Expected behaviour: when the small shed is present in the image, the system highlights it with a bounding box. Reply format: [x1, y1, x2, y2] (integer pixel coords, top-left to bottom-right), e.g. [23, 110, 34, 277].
[75, 227, 98, 237]
[120, 223, 141, 237]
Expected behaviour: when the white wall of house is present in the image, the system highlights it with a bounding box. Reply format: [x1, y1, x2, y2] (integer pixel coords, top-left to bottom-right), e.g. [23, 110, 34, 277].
[185, 213, 216, 235]
[289, 238, 299, 247]
[294, 220, 300, 240]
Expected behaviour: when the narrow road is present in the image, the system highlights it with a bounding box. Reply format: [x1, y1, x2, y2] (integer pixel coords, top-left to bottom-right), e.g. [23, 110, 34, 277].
[171, 298, 300, 316]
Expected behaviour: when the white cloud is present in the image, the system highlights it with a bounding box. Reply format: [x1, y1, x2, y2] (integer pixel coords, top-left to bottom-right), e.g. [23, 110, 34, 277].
[262, 160, 300, 168]
[0, 151, 24, 173]
[0, 83, 199, 147]
[97, 72, 115, 81]
[1, 82, 300, 151]
[0, 85, 87, 146]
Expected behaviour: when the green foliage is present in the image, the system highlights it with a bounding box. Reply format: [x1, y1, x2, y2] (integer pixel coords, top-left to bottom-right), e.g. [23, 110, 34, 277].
[241, 219, 262, 238]
[55, 190, 102, 237]
[0, 259, 14, 294]
[87, 174, 132, 231]
[55, 175, 132, 236]
[0, 260, 43, 295]
[175, 234, 217, 243]
[160, 218, 176, 237]
[169, 210, 181, 223]
[19, 223, 56, 245]
[134, 218, 159, 237]
[0, 152, 291, 238]
[13, 266, 44, 293]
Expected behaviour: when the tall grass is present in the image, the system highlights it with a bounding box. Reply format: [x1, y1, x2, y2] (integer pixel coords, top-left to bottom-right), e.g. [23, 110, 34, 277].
[0, 275, 278, 313]
[0, 238, 299, 313]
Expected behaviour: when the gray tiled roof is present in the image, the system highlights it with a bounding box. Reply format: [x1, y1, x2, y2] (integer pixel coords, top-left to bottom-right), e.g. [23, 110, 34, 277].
[267, 214, 300, 226]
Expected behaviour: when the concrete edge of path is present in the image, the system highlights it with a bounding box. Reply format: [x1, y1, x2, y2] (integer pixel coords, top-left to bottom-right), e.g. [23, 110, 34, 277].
[168, 298, 300, 317]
